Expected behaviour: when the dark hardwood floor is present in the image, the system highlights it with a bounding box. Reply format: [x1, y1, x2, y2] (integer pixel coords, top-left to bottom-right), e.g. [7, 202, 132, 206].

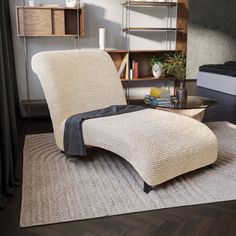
[191, 84, 236, 124]
[0, 86, 235, 236]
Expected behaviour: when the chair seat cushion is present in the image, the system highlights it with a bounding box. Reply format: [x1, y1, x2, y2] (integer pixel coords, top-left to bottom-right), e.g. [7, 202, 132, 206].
[57, 109, 218, 186]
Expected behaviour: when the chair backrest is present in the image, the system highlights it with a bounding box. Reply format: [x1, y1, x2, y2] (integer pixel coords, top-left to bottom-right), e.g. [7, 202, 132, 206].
[32, 50, 127, 131]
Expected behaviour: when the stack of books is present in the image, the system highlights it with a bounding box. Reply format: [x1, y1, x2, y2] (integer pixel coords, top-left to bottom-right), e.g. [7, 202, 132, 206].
[144, 95, 171, 107]
[145, 87, 172, 107]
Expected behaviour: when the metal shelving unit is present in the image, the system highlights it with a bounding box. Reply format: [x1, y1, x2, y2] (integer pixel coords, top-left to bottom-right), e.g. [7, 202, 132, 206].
[122, 0, 178, 51]
[120, 1, 180, 102]
[122, 1, 177, 7]
[122, 27, 178, 32]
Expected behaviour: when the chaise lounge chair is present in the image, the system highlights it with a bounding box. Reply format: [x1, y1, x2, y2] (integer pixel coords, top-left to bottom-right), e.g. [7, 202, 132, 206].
[32, 50, 218, 193]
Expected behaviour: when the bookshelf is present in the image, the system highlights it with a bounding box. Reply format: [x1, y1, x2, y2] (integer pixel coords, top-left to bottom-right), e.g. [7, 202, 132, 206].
[107, 0, 189, 100]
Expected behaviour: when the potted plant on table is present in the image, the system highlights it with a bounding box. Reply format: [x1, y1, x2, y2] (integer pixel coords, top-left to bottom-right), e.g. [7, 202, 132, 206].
[162, 52, 187, 103]
[150, 56, 164, 79]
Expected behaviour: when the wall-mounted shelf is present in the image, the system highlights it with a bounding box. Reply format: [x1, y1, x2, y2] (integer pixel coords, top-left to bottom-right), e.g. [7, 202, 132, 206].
[16, 6, 84, 37]
[122, 1, 177, 7]
[122, 27, 178, 33]
[121, 76, 176, 82]
[106, 49, 179, 81]
[106, 49, 179, 53]
[129, 49, 180, 53]
[122, 0, 188, 52]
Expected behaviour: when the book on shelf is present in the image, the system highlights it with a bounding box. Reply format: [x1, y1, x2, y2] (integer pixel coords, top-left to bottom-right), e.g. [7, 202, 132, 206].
[134, 62, 139, 80]
[118, 54, 129, 80]
[132, 61, 138, 79]
[130, 69, 134, 80]
[130, 60, 139, 80]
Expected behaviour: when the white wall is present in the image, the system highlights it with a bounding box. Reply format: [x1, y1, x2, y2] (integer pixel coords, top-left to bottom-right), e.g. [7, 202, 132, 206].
[10, 0, 177, 103]
[187, 25, 236, 79]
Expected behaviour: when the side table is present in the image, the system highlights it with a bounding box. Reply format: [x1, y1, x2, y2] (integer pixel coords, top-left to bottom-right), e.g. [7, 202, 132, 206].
[156, 96, 217, 121]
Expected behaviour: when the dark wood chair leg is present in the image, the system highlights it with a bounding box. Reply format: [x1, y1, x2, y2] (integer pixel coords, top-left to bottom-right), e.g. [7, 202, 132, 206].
[143, 181, 153, 193]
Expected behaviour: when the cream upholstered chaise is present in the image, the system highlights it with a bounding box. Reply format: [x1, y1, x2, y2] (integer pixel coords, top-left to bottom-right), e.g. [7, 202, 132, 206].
[32, 50, 218, 193]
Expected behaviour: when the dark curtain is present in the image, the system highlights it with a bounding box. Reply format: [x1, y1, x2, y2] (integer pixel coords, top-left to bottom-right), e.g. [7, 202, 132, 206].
[0, 0, 20, 208]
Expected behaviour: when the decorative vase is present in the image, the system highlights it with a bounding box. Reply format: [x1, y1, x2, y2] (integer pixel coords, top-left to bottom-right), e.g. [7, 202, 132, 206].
[152, 63, 162, 79]
[66, 0, 77, 8]
[177, 82, 188, 104]
[99, 28, 106, 50]
[28, 0, 34, 7]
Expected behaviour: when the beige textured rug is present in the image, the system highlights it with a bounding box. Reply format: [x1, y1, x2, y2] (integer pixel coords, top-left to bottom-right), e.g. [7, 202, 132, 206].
[20, 122, 236, 227]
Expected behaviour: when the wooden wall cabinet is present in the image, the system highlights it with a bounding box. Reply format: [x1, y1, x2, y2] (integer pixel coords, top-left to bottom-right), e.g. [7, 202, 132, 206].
[16, 6, 84, 37]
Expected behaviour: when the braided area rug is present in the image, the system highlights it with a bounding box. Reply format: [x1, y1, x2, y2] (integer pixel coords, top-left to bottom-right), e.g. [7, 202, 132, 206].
[20, 122, 236, 227]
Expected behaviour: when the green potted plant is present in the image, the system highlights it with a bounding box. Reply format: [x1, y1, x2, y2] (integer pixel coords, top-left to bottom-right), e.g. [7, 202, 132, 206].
[150, 56, 164, 79]
[162, 52, 187, 103]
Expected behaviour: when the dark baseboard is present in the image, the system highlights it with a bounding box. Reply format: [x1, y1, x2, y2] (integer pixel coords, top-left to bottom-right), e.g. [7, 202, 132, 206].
[21, 99, 50, 118]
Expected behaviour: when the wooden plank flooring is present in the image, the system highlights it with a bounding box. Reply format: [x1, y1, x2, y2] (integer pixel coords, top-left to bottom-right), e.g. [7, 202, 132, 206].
[0, 86, 235, 236]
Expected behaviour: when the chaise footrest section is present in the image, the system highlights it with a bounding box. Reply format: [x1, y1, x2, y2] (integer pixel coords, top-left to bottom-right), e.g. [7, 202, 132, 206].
[32, 50, 218, 191]
[57, 109, 218, 190]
